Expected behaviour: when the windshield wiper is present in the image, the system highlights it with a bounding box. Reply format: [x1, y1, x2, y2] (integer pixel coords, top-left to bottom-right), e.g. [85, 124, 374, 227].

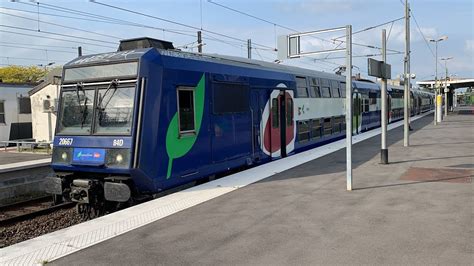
[96, 79, 119, 124]
[74, 83, 89, 128]
[97, 79, 119, 111]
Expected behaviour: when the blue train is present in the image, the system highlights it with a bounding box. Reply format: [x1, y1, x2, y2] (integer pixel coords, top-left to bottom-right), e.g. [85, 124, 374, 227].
[46, 38, 433, 218]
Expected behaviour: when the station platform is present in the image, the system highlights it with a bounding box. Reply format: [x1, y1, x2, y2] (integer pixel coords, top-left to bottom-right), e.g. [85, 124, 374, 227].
[0, 152, 50, 173]
[0, 152, 51, 206]
[2, 109, 472, 265]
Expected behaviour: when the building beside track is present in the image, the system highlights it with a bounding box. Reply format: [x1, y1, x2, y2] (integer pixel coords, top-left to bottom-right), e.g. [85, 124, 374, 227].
[0, 83, 34, 142]
[28, 68, 62, 142]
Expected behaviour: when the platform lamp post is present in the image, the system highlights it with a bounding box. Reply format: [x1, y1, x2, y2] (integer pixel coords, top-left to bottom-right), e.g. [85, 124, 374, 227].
[429, 36, 448, 125]
[441, 57, 453, 117]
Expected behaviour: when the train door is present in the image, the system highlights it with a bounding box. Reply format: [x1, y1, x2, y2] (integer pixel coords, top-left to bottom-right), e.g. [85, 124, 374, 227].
[250, 90, 262, 161]
[353, 91, 362, 134]
[262, 89, 295, 159]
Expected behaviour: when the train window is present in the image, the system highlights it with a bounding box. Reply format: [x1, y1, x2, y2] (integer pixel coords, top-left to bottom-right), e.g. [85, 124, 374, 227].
[330, 81, 340, 98]
[286, 97, 293, 126]
[296, 77, 309, 98]
[297, 87, 309, 98]
[340, 82, 346, 98]
[177, 88, 195, 134]
[362, 98, 370, 112]
[297, 121, 310, 142]
[311, 119, 322, 139]
[323, 117, 332, 136]
[311, 86, 321, 98]
[369, 92, 377, 104]
[95, 86, 135, 134]
[271, 98, 279, 128]
[333, 116, 343, 133]
[309, 78, 321, 98]
[321, 87, 331, 98]
[58, 89, 96, 134]
[64, 62, 138, 82]
[321, 78, 330, 87]
[213, 83, 249, 114]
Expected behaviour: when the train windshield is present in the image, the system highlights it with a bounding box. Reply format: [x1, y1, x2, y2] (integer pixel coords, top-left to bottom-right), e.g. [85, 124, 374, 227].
[57, 83, 136, 135]
[58, 88, 95, 134]
[95, 86, 135, 134]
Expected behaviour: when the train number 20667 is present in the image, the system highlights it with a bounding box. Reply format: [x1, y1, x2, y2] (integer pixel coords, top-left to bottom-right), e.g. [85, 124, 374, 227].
[58, 138, 74, 145]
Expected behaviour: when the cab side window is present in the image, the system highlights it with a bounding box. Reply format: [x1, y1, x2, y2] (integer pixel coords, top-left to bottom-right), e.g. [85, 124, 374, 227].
[177, 87, 195, 134]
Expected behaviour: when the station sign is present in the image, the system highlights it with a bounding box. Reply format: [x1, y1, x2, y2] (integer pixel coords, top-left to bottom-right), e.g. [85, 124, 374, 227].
[368, 58, 391, 79]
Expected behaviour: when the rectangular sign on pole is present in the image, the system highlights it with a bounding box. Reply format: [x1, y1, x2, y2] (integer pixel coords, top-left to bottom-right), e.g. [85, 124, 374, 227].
[368, 58, 391, 79]
[288, 36, 300, 58]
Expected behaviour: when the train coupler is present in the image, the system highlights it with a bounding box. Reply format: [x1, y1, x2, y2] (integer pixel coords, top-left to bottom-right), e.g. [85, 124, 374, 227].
[69, 179, 102, 204]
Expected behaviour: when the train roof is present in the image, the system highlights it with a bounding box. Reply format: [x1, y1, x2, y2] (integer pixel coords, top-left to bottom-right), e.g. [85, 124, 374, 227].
[65, 47, 345, 82]
[164, 50, 345, 81]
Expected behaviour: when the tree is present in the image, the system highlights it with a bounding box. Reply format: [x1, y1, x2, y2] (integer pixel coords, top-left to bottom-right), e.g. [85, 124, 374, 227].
[0, 65, 48, 83]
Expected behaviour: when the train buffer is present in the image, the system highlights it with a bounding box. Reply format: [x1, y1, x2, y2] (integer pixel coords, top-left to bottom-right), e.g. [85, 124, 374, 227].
[1, 107, 472, 265]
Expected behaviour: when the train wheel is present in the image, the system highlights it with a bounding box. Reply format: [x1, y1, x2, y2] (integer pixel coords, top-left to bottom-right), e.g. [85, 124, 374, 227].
[76, 203, 104, 220]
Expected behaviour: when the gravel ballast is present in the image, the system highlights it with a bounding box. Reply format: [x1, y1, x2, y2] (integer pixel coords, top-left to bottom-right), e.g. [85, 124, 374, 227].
[0, 207, 81, 248]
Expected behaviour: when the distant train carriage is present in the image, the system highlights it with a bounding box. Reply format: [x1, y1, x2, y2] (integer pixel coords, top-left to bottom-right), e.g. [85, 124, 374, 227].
[46, 38, 433, 218]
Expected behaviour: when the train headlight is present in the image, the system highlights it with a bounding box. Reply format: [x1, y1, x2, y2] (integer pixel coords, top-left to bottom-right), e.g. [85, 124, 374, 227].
[116, 154, 123, 163]
[52, 147, 72, 165]
[106, 149, 130, 168]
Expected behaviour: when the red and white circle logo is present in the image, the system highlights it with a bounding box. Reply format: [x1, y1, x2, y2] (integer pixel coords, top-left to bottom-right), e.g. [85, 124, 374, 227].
[260, 84, 295, 158]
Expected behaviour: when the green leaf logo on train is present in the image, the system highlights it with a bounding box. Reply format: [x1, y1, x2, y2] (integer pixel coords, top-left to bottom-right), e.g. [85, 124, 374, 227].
[165, 74, 205, 179]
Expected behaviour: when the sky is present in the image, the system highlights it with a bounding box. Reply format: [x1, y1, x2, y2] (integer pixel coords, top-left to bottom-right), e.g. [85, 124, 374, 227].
[0, 0, 473, 85]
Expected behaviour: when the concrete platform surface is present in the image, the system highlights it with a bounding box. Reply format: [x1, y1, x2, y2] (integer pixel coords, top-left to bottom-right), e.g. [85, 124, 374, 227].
[0, 152, 50, 166]
[48, 110, 474, 264]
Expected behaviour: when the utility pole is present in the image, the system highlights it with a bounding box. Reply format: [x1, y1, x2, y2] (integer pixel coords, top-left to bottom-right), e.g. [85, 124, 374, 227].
[197, 31, 202, 53]
[403, 0, 410, 147]
[247, 39, 252, 59]
[440, 57, 453, 116]
[345, 25, 353, 191]
[445, 66, 448, 117]
[430, 36, 448, 124]
[77, 46, 83, 57]
[434, 42, 438, 125]
[381, 29, 388, 164]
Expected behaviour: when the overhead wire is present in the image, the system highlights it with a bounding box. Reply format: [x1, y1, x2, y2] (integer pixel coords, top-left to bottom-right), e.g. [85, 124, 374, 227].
[0, 25, 117, 45]
[0, 11, 123, 40]
[207, 0, 404, 54]
[0, 41, 77, 50]
[0, 55, 69, 63]
[313, 52, 404, 61]
[89, 0, 275, 50]
[0, 29, 116, 49]
[0, 44, 77, 54]
[5, 5, 198, 38]
[332, 16, 405, 40]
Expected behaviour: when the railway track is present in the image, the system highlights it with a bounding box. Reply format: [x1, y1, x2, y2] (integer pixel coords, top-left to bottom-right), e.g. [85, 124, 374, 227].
[0, 196, 75, 227]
